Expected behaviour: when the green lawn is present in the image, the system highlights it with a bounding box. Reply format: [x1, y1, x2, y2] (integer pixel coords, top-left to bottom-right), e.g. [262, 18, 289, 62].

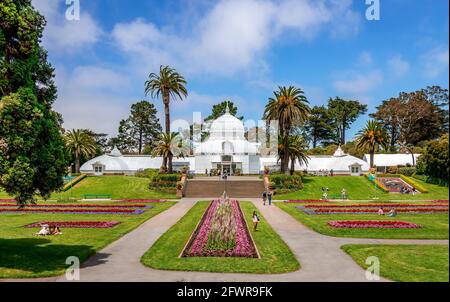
[341, 244, 449, 282]
[275, 176, 449, 201]
[276, 202, 449, 239]
[141, 201, 300, 274]
[0, 200, 176, 278]
[0, 176, 176, 200]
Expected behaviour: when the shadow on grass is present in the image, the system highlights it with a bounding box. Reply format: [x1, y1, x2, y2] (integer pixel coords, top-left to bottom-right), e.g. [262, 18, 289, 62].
[0, 238, 96, 276]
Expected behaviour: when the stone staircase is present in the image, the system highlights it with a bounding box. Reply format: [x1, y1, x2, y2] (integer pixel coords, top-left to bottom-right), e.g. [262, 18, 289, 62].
[184, 178, 265, 198]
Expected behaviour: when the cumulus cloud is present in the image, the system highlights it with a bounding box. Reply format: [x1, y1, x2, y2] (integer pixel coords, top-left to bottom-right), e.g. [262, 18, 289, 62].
[421, 46, 449, 78]
[112, 0, 361, 76]
[387, 55, 410, 77]
[32, 0, 103, 53]
[332, 70, 383, 96]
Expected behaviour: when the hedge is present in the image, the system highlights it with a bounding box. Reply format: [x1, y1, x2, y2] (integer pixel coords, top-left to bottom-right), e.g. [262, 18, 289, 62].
[269, 174, 303, 190]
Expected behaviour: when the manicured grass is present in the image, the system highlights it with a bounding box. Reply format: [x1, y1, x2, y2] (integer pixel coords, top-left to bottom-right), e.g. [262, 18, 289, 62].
[0, 201, 175, 278]
[275, 176, 449, 201]
[1, 176, 176, 200]
[276, 202, 449, 239]
[341, 244, 449, 282]
[141, 201, 299, 274]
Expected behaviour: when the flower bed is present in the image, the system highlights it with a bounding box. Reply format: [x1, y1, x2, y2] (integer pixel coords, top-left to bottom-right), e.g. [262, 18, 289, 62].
[181, 199, 258, 258]
[432, 200, 449, 203]
[114, 199, 167, 203]
[285, 200, 330, 203]
[302, 203, 448, 208]
[0, 203, 151, 208]
[0, 199, 15, 203]
[297, 206, 448, 215]
[25, 221, 121, 228]
[328, 220, 421, 229]
[0, 208, 147, 214]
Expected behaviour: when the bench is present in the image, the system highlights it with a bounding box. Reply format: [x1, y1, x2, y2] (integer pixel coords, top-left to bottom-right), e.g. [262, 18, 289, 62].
[83, 194, 112, 200]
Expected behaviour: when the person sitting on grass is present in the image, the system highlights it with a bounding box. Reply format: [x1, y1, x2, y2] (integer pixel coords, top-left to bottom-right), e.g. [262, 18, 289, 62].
[36, 224, 50, 236]
[378, 207, 385, 216]
[49, 225, 62, 235]
[252, 211, 260, 231]
[387, 208, 397, 217]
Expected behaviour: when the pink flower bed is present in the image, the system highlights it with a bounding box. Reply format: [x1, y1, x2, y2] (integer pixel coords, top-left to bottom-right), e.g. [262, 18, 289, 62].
[25, 221, 120, 228]
[0, 199, 15, 203]
[286, 200, 329, 203]
[182, 199, 258, 258]
[432, 200, 449, 203]
[328, 220, 421, 229]
[309, 207, 448, 214]
[0, 208, 144, 214]
[114, 199, 166, 203]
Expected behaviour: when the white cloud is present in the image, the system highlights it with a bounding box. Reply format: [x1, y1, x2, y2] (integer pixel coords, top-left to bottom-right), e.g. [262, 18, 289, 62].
[32, 0, 103, 53]
[387, 55, 410, 77]
[333, 70, 383, 96]
[421, 46, 449, 78]
[358, 51, 374, 66]
[111, 0, 361, 76]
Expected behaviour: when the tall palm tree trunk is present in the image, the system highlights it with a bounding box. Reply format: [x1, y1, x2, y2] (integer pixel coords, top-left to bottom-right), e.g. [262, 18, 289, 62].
[163, 92, 172, 172]
[75, 154, 81, 174]
[370, 149, 374, 168]
[290, 157, 295, 175]
[168, 154, 173, 174]
[283, 134, 290, 175]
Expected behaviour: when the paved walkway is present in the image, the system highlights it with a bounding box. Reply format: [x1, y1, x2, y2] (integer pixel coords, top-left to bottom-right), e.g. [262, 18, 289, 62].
[5, 198, 448, 282]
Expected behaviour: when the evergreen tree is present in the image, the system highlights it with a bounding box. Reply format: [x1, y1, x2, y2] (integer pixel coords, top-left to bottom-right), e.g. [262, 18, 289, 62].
[0, 0, 68, 205]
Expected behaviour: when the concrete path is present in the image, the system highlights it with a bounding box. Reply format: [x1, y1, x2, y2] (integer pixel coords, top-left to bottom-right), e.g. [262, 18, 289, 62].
[4, 198, 448, 282]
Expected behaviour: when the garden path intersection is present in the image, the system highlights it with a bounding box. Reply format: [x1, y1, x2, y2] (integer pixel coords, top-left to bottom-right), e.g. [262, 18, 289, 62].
[4, 198, 448, 282]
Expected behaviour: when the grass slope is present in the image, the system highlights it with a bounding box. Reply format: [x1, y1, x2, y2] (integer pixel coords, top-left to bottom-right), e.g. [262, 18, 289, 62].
[0, 201, 175, 278]
[276, 202, 449, 239]
[275, 176, 449, 201]
[1, 176, 176, 200]
[141, 201, 299, 274]
[341, 244, 449, 282]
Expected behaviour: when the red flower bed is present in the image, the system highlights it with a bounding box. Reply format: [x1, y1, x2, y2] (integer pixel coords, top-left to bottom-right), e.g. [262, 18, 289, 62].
[0, 203, 149, 208]
[0, 208, 144, 214]
[286, 200, 330, 203]
[303, 204, 448, 208]
[312, 207, 448, 214]
[115, 199, 166, 203]
[25, 221, 120, 228]
[432, 200, 449, 203]
[328, 220, 421, 228]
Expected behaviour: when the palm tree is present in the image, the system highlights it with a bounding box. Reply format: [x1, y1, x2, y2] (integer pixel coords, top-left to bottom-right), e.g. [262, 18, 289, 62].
[145, 65, 188, 171]
[288, 135, 310, 175]
[263, 86, 310, 174]
[356, 120, 389, 168]
[65, 129, 97, 173]
[152, 132, 188, 173]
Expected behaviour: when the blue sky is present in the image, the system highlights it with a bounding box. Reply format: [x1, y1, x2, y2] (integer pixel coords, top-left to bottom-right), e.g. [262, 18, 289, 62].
[32, 0, 449, 141]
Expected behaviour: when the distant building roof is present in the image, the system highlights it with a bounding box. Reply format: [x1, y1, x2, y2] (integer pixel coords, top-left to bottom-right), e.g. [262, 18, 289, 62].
[363, 153, 420, 167]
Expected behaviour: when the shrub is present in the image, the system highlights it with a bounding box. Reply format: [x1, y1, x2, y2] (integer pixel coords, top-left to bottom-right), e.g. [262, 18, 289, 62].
[387, 166, 398, 174]
[269, 175, 303, 190]
[176, 181, 184, 190]
[398, 167, 416, 177]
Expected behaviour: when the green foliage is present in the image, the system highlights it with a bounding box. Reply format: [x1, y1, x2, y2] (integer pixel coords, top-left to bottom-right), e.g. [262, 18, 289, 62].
[205, 100, 243, 122]
[356, 120, 389, 167]
[417, 134, 449, 181]
[64, 129, 97, 173]
[269, 174, 303, 191]
[397, 167, 416, 176]
[304, 105, 337, 147]
[0, 0, 68, 205]
[116, 100, 162, 154]
[328, 97, 368, 144]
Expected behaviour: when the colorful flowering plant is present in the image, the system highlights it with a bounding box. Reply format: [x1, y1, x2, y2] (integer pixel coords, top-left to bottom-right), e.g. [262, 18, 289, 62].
[0, 208, 146, 214]
[0, 203, 151, 208]
[25, 221, 121, 228]
[297, 206, 447, 215]
[328, 220, 421, 229]
[432, 200, 449, 203]
[302, 204, 449, 208]
[182, 199, 258, 258]
[285, 200, 330, 203]
[114, 199, 167, 203]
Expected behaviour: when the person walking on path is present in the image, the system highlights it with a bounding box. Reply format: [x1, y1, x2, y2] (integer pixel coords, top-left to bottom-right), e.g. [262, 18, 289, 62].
[252, 211, 260, 231]
[268, 190, 273, 206]
[262, 190, 267, 206]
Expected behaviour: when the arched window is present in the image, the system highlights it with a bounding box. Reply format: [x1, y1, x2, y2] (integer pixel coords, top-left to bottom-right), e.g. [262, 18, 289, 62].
[222, 141, 234, 154]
